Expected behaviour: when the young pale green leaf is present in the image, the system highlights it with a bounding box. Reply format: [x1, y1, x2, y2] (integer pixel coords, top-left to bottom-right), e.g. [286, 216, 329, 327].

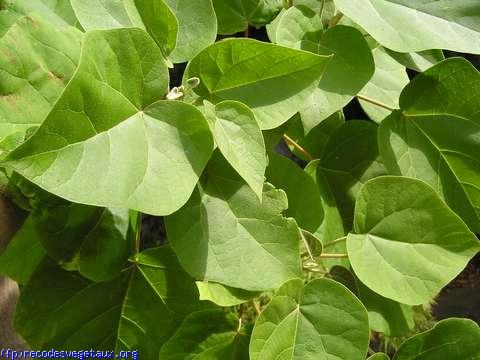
[164, 0, 217, 63]
[213, 0, 283, 35]
[334, 0, 480, 53]
[4, 28, 213, 216]
[286, 111, 345, 161]
[166, 152, 302, 291]
[359, 48, 409, 123]
[393, 318, 480, 360]
[15, 246, 209, 354]
[184, 38, 332, 130]
[348, 176, 480, 305]
[70, 0, 178, 55]
[32, 204, 133, 282]
[0, 15, 81, 143]
[299, 25, 374, 133]
[369, 354, 389, 360]
[384, 48, 444, 72]
[320, 120, 387, 230]
[209, 100, 267, 199]
[159, 310, 250, 359]
[196, 282, 260, 307]
[249, 278, 369, 360]
[357, 279, 414, 337]
[4, 0, 83, 29]
[266, 152, 324, 235]
[0, 215, 46, 284]
[378, 58, 480, 233]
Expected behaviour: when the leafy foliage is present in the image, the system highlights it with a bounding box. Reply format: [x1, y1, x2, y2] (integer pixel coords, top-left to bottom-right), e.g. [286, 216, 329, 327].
[1, 0, 480, 359]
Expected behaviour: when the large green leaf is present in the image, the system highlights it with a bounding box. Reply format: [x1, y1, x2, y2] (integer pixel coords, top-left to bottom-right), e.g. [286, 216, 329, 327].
[159, 310, 250, 359]
[164, 0, 217, 63]
[249, 278, 369, 360]
[393, 318, 480, 360]
[70, 0, 178, 55]
[4, 0, 83, 29]
[166, 152, 302, 291]
[378, 58, 480, 233]
[266, 152, 324, 236]
[184, 38, 331, 130]
[320, 120, 387, 229]
[4, 28, 213, 216]
[0, 15, 81, 143]
[334, 0, 480, 53]
[206, 100, 267, 199]
[213, 0, 283, 35]
[347, 176, 480, 305]
[359, 48, 409, 123]
[15, 246, 209, 354]
[299, 25, 374, 133]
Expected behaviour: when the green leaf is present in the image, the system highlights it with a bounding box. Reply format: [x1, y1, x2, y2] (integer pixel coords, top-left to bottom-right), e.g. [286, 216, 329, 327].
[0, 215, 46, 284]
[213, 0, 283, 35]
[159, 310, 250, 359]
[5, 28, 214, 216]
[285, 111, 345, 161]
[334, 0, 480, 53]
[359, 48, 409, 123]
[249, 278, 369, 360]
[70, 0, 178, 55]
[384, 48, 444, 72]
[4, 0, 83, 29]
[33, 204, 134, 282]
[356, 279, 414, 337]
[15, 246, 209, 354]
[347, 176, 480, 305]
[369, 354, 389, 360]
[209, 100, 267, 199]
[378, 58, 480, 232]
[184, 38, 332, 129]
[0, 15, 81, 143]
[319, 120, 387, 229]
[196, 282, 260, 307]
[299, 25, 374, 133]
[166, 152, 302, 291]
[164, 0, 217, 63]
[265, 152, 324, 235]
[393, 318, 480, 360]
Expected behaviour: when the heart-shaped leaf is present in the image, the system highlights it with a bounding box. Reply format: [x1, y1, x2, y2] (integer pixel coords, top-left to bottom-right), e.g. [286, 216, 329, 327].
[249, 278, 369, 360]
[184, 38, 331, 129]
[4, 28, 213, 216]
[378, 58, 480, 232]
[393, 318, 480, 360]
[166, 152, 302, 291]
[347, 176, 480, 305]
[15, 246, 209, 354]
[159, 310, 250, 359]
[335, 0, 480, 53]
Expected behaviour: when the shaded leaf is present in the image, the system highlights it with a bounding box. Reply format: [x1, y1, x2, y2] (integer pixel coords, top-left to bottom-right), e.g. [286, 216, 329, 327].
[347, 176, 480, 305]
[167, 152, 302, 291]
[384, 48, 444, 72]
[250, 278, 369, 360]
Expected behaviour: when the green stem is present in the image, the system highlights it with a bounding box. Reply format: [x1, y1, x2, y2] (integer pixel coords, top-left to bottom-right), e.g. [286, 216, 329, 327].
[323, 236, 347, 249]
[283, 134, 315, 161]
[328, 12, 343, 28]
[320, 253, 348, 259]
[319, 0, 326, 18]
[357, 94, 395, 111]
[135, 212, 143, 253]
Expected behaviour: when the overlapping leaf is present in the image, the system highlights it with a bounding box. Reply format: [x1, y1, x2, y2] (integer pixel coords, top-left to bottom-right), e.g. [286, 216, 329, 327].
[379, 58, 480, 232]
[249, 278, 369, 360]
[347, 176, 480, 305]
[4, 28, 213, 216]
[335, 0, 480, 53]
[196, 282, 259, 307]
[184, 38, 331, 129]
[15, 246, 209, 355]
[166, 152, 302, 291]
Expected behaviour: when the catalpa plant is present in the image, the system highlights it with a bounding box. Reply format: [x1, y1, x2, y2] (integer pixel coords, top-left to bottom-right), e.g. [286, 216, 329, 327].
[0, 0, 479, 359]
